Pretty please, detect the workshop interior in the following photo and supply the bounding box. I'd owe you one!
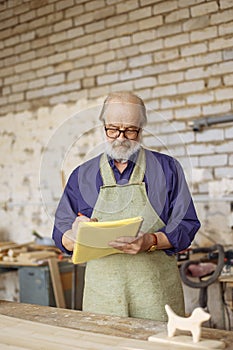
[0,0,233,349]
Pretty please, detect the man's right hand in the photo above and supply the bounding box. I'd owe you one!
[62,215,97,252]
[62,229,75,252]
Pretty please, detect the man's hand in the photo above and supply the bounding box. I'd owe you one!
[62,230,75,252]
[62,215,96,252]
[108,232,154,254]
[108,231,173,254]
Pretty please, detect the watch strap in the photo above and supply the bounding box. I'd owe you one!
[147,233,158,253]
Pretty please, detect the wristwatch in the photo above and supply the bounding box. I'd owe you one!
[147,233,158,252]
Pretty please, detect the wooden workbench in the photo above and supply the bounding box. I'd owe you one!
[0,301,232,349]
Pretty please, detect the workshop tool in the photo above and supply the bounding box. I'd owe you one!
[180,244,225,309]
[32,230,55,246]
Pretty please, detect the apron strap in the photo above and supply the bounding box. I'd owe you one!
[99,148,146,186]
[100,153,116,185]
[129,148,146,184]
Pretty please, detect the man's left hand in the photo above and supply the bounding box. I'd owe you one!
[108,232,154,254]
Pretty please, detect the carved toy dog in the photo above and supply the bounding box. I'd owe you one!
[165,304,211,343]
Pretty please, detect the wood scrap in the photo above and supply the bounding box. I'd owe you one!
[2,255,16,262]
[0,240,62,264]
[28,242,61,254]
[48,257,66,308]
[0,241,33,252]
[0,241,30,261]
[0,242,19,252]
[8,247,28,257]
[17,250,57,263]
[0,241,15,248]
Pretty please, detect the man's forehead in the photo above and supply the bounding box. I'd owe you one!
[105,97,141,105]
[106,122,139,128]
[102,96,145,127]
[106,94,142,103]
[105,109,142,126]
[104,100,143,113]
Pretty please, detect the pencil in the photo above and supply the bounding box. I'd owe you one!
[78,212,98,222]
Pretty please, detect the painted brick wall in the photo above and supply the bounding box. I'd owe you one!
[0,0,233,254]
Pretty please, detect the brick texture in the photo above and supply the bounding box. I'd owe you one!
[0,0,233,258]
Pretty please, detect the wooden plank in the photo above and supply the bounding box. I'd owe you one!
[0,301,165,340]
[48,258,66,308]
[0,301,232,349]
[0,314,190,350]
[0,260,45,267]
[0,242,32,252]
[17,250,57,263]
[0,241,15,248]
[148,333,225,349]
[0,345,27,350]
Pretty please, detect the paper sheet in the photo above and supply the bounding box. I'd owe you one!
[72,216,143,264]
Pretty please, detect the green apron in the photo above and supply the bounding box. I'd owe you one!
[83,148,185,321]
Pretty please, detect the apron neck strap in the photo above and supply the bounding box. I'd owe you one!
[100,148,146,186]
[129,148,145,184]
[100,153,116,185]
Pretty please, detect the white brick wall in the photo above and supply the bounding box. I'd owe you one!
[196,129,225,142]
[0,0,233,265]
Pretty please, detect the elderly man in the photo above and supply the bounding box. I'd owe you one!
[52,92,200,321]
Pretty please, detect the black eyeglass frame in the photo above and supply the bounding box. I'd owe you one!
[104,127,141,140]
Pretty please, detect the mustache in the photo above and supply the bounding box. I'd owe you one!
[111,139,131,148]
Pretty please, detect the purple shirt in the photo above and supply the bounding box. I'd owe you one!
[52,149,200,256]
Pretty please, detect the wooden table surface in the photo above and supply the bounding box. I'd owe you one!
[0,301,232,349]
[219,275,233,283]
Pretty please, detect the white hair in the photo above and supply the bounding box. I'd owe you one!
[99,91,147,127]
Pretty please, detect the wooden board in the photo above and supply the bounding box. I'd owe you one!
[17,250,57,263]
[0,301,232,349]
[0,301,165,339]
[48,257,66,308]
[148,332,225,349]
[0,314,188,350]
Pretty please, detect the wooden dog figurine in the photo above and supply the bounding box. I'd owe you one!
[165,304,211,343]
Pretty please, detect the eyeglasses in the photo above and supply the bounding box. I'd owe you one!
[105,127,141,140]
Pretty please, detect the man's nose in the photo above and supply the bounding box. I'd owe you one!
[117,130,126,139]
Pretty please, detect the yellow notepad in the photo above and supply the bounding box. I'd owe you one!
[72,216,143,264]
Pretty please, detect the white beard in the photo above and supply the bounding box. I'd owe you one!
[105,139,141,163]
